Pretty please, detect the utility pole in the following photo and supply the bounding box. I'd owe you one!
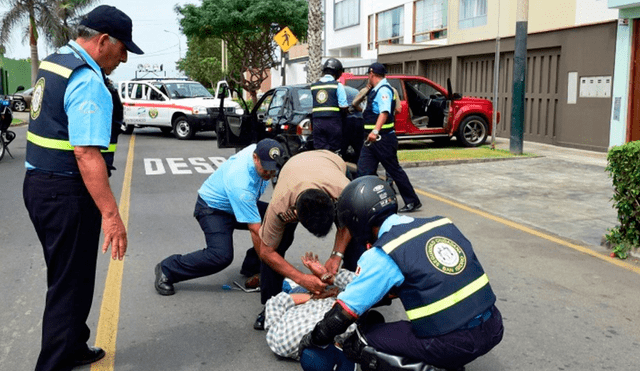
[491,0,501,149]
[510,0,528,154]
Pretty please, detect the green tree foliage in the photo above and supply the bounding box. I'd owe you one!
[178,0,308,101]
[48,0,99,48]
[176,36,241,90]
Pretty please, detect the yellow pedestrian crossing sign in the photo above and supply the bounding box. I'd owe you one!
[274,27,298,53]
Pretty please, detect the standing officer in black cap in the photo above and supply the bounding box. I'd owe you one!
[22,5,143,371]
[311,58,349,152]
[356,63,422,212]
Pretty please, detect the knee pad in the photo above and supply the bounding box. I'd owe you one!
[342,328,445,371]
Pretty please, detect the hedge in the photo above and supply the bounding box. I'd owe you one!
[605,140,640,259]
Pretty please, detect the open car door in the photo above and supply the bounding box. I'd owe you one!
[216,86,255,148]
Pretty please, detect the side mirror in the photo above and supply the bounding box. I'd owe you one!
[15,85,25,93]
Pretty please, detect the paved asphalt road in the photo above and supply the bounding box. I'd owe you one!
[1,124,639,370]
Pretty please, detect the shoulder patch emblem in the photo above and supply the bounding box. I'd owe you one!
[425,236,466,275]
[30,78,46,120]
[78,100,99,114]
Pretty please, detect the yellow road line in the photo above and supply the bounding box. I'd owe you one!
[414,188,640,275]
[92,134,135,371]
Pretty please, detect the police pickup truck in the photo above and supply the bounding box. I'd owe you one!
[118,78,242,140]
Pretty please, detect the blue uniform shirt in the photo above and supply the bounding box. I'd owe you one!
[26,40,112,170]
[343,85,362,119]
[319,74,348,108]
[368,78,393,115]
[197,144,268,224]
[337,214,413,315]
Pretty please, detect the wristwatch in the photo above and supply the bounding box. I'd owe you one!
[331,251,344,259]
[371,129,379,135]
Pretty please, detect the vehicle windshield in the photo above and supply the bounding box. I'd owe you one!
[161,83,213,99]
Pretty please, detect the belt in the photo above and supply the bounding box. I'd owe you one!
[460,308,493,330]
[26,168,81,179]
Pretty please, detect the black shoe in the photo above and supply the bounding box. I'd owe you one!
[73,346,105,367]
[398,202,422,213]
[254,308,266,330]
[154,263,175,296]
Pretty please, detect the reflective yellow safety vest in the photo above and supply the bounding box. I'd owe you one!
[311,80,341,119]
[379,216,496,337]
[26,51,119,174]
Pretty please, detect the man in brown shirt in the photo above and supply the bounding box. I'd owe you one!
[254,150,356,330]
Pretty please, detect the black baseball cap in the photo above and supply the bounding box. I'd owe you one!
[368,62,387,76]
[254,139,284,171]
[80,5,144,55]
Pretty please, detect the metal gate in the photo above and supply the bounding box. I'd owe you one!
[458,48,561,144]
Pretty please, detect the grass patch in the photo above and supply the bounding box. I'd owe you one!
[398,145,534,162]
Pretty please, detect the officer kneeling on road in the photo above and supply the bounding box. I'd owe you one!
[299,176,504,371]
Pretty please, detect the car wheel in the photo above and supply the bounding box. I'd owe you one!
[13,100,26,112]
[160,127,172,135]
[173,116,195,140]
[120,123,135,134]
[457,115,488,147]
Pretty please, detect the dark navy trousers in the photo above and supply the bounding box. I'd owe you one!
[356,131,420,206]
[24,171,102,371]
[161,197,298,305]
[162,197,269,283]
[363,305,504,369]
[313,117,343,152]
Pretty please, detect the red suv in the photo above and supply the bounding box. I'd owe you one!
[339,73,499,147]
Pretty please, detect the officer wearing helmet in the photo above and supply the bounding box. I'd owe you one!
[299,176,504,371]
[311,58,349,152]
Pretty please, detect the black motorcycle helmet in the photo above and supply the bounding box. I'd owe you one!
[322,58,344,80]
[336,176,398,243]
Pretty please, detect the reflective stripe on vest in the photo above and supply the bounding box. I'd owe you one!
[39,60,74,78]
[311,84,338,90]
[364,122,395,130]
[313,107,340,112]
[27,131,117,153]
[382,218,452,254]
[405,273,490,321]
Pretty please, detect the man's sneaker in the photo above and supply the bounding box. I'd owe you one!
[254,308,266,330]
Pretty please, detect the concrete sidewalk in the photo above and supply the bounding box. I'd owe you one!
[403,137,617,253]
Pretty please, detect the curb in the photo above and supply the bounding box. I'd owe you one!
[400,154,542,168]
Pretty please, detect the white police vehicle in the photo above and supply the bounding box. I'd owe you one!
[118,78,242,140]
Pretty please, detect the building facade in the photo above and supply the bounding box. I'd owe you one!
[608,0,640,145]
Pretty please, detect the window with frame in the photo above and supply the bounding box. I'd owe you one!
[268,89,288,116]
[368,14,375,50]
[414,0,448,42]
[459,0,487,29]
[334,0,360,30]
[377,6,404,46]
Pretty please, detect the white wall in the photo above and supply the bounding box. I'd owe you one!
[576,0,619,24]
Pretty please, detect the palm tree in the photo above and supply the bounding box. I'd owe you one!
[306,0,322,83]
[0,0,97,87]
[48,0,98,48]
